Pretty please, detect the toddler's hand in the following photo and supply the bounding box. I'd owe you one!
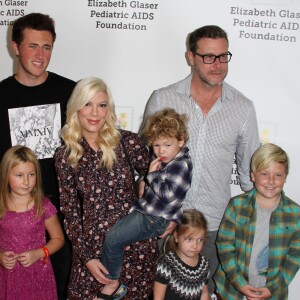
[148,157,161,173]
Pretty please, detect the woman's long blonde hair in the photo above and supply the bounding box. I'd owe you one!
[0,145,44,219]
[60,77,121,169]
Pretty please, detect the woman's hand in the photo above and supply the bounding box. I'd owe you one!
[16,249,42,267]
[0,251,17,269]
[159,221,177,238]
[85,259,115,285]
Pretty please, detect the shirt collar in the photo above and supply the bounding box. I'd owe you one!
[80,137,98,153]
[179,73,234,104]
[247,189,291,213]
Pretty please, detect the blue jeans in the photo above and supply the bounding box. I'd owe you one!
[101,210,169,279]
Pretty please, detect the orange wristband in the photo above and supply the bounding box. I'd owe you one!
[41,247,49,264]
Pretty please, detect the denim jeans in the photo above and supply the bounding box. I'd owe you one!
[101,210,169,279]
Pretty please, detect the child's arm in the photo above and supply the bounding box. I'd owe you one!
[153,281,167,300]
[266,219,300,294]
[43,214,65,255]
[200,284,209,300]
[138,180,146,198]
[216,197,250,290]
[16,214,64,267]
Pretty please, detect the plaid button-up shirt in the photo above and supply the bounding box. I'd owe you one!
[214,189,300,299]
[133,147,192,223]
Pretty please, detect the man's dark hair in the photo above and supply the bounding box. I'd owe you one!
[187,25,228,53]
[12,13,56,45]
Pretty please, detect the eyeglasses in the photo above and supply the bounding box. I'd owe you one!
[193,51,232,64]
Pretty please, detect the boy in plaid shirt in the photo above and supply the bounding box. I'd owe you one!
[214,143,300,300]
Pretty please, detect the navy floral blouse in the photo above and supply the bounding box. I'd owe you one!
[55,130,158,299]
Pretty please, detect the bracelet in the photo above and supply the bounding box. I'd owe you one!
[41,247,49,264]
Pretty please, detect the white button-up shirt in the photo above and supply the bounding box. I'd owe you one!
[142,74,260,230]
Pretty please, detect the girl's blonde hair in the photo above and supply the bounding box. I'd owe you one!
[60,77,121,169]
[163,209,207,255]
[0,145,44,218]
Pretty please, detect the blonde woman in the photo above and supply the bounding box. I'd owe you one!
[54,77,159,300]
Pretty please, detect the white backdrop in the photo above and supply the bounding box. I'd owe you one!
[1,0,300,297]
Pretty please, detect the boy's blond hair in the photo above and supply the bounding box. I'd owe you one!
[251,143,289,175]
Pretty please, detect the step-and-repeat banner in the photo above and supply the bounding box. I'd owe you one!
[1,0,300,296]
